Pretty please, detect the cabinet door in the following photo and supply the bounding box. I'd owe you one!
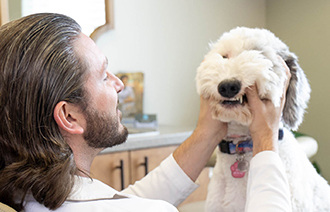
[90,151,130,191]
[129,145,178,183]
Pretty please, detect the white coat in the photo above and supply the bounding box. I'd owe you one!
[24,152,291,212]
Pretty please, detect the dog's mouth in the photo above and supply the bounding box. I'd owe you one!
[219,94,248,106]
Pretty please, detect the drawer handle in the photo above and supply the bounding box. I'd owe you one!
[115,160,125,190]
[139,156,149,176]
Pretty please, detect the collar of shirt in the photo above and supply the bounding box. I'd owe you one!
[66,176,129,202]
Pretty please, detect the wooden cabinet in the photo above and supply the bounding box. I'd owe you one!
[90,145,210,206]
[90,151,130,191]
[129,146,178,183]
[90,145,177,191]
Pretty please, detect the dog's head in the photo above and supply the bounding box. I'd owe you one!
[196,27,310,130]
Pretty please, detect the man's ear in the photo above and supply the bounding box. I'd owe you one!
[54,101,85,135]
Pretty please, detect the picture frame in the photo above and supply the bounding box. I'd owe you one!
[116,72,144,121]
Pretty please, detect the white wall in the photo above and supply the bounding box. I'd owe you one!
[96,0,266,127]
[266,0,330,182]
[8,0,22,21]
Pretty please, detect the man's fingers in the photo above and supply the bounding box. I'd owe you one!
[245,84,262,108]
[278,56,292,110]
[278,56,291,91]
[245,85,257,99]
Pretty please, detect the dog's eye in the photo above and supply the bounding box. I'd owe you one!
[222,55,228,59]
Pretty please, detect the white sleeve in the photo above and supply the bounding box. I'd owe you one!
[122,154,199,206]
[245,151,292,212]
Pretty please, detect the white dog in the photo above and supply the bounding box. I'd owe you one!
[196,27,330,212]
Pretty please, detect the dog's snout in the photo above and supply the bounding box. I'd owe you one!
[218,79,241,98]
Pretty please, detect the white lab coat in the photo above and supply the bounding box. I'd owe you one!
[24,154,197,212]
[24,152,291,212]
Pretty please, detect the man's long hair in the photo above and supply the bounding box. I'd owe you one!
[0,13,87,211]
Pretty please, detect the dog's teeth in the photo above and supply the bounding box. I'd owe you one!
[239,96,243,104]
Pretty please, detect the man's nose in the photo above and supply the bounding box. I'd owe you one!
[112,74,124,93]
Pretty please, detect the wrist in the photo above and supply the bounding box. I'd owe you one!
[194,124,226,145]
[251,128,278,156]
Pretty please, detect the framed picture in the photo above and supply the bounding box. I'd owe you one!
[116,72,144,120]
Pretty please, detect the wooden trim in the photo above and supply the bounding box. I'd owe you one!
[90,0,114,41]
[0,0,112,38]
[105,0,114,28]
[0,0,9,26]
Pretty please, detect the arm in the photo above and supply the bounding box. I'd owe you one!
[245,57,292,211]
[123,97,227,204]
[122,154,198,206]
[173,96,227,182]
[245,151,292,212]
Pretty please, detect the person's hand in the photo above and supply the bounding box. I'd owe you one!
[246,57,291,156]
[173,96,227,181]
[195,96,228,142]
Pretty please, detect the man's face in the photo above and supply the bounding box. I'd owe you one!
[83,104,128,148]
[75,33,128,148]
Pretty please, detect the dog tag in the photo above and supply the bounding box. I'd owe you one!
[234,140,249,172]
[237,160,249,172]
[230,140,250,178]
[231,161,245,178]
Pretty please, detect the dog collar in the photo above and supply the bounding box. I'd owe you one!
[219,129,284,154]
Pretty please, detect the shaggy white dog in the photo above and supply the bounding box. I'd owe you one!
[196,27,330,212]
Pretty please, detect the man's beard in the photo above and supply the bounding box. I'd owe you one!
[83,106,128,149]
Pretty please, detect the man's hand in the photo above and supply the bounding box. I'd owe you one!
[246,57,291,156]
[173,95,227,181]
[195,96,228,142]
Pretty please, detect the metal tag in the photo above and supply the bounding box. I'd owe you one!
[237,160,249,172]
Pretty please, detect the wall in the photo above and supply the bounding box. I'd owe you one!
[96,0,266,127]
[8,0,21,21]
[266,0,330,181]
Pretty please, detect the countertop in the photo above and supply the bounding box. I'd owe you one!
[99,125,195,154]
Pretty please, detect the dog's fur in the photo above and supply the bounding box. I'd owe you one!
[196,27,330,211]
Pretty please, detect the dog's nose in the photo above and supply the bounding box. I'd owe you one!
[218,79,241,98]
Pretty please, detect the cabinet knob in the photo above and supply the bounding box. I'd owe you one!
[115,159,125,190]
[139,156,149,176]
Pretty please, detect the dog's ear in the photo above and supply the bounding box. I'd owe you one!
[280,53,311,131]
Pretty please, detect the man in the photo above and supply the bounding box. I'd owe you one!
[0,13,291,211]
